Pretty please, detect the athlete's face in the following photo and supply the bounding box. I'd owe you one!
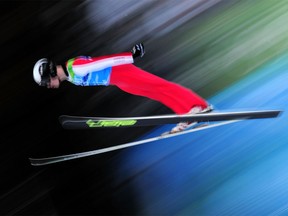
[47,76,60,89]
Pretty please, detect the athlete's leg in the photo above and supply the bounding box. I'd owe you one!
[110,64,208,114]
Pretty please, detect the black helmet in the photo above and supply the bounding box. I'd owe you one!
[33,58,57,86]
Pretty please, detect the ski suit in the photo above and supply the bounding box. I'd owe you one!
[64,52,208,114]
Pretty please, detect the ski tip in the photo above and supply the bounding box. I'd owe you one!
[58,115,67,123]
[58,115,89,130]
[58,115,67,129]
[58,115,74,129]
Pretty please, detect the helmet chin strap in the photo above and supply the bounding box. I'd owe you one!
[48,60,57,77]
[61,64,69,76]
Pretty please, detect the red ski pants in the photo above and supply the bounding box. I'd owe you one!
[110,64,208,114]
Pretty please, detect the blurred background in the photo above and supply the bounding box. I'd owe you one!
[1,0,288,215]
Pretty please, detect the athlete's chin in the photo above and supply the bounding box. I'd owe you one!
[48,85,59,89]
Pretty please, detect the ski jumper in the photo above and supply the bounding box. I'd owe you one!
[65,52,208,114]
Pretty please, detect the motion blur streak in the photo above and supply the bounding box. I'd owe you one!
[115,54,288,215]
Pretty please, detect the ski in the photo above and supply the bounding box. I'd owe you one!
[59,109,281,129]
[29,120,240,166]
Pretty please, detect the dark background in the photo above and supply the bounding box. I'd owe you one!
[0,1,226,215]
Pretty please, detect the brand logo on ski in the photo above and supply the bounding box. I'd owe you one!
[86,119,137,127]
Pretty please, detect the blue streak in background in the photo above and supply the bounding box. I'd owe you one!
[112,54,288,215]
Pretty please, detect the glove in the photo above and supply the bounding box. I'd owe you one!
[131,43,145,59]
